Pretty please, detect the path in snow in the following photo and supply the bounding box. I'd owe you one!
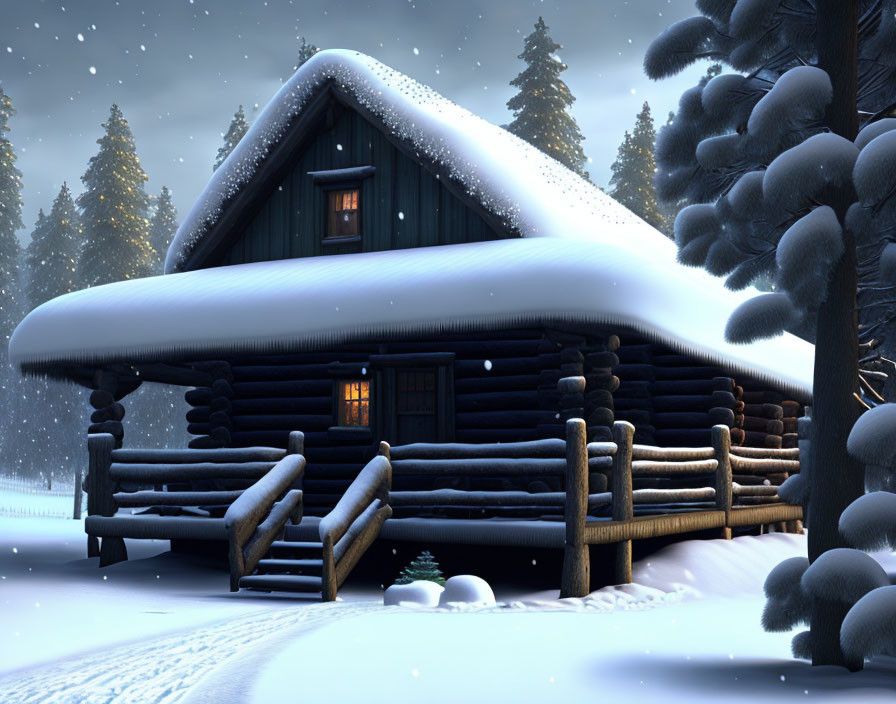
[0,601,385,704]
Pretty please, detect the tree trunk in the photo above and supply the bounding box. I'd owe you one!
[808,0,863,669]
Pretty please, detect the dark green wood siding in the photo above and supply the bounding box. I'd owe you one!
[221,107,505,266]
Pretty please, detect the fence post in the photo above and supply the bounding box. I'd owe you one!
[287,431,305,496]
[73,468,83,520]
[712,425,733,539]
[561,418,589,598]
[377,442,392,505]
[612,421,635,584]
[86,433,127,566]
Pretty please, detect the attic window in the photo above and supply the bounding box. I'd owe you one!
[327,188,360,239]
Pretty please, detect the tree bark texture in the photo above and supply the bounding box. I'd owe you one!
[808,0,863,669]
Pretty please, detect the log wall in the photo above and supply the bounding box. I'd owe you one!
[613,334,806,449]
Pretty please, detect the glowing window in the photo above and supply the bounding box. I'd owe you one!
[327,188,360,238]
[339,379,370,427]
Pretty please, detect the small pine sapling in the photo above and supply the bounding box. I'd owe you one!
[394,550,446,586]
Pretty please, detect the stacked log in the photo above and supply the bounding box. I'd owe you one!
[89,389,125,449]
[186,362,234,449]
[733,383,804,449]
[613,337,736,447]
[208,328,568,515]
[582,334,619,443]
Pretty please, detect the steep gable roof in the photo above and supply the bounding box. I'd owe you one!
[166,49,657,273]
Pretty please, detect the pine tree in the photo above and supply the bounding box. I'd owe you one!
[293,37,320,72]
[0,86,25,475]
[18,189,85,482]
[77,104,154,288]
[609,102,668,235]
[214,106,249,172]
[25,183,80,307]
[394,550,446,586]
[507,17,589,178]
[148,185,178,273]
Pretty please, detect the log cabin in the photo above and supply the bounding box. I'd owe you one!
[8,50,814,597]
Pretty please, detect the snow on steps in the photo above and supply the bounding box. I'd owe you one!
[239,540,327,594]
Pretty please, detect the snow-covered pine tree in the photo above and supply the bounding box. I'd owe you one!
[294,36,320,72]
[608,103,669,235]
[506,17,589,179]
[19,191,85,481]
[77,104,154,288]
[213,106,249,172]
[0,85,25,475]
[148,185,177,273]
[645,0,896,669]
[395,550,446,586]
[25,183,80,307]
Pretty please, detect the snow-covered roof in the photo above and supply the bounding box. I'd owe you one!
[9,49,814,397]
[165,49,667,273]
[10,237,814,399]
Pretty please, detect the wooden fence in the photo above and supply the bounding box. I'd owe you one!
[561,418,802,598]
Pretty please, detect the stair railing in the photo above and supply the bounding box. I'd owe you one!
[225,432,306,591]
[319,442,393,601]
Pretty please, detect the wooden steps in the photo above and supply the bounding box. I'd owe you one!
[238,574,323,593]
[238,541,327,593]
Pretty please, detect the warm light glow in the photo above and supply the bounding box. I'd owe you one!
[340,379,370,426]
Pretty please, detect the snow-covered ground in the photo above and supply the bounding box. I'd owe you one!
[2,484,896,703]
[0,476,85,519]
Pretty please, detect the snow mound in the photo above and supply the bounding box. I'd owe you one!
[383,580,444,607]
[438,575,496,608]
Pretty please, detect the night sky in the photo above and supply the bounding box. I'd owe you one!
[0,0,711,244]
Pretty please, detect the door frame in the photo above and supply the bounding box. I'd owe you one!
[368,352,455,445]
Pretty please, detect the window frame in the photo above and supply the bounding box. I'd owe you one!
[336,378,372,428]
[323,183,361,241]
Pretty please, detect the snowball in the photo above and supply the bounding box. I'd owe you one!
[644,16,720,80]
[847,403,896,467]
[438,575,496,607]
[762,556,810,632]
[747,66,832,150]
[725,292,798,344]
[775,205,843,306]
[854,129,896,210]
[763,133,859,214]
[801,548,889,605]
[384,580,444,607]
[855,118,896,151]
[839,492,896,551]
[841,586,896,662]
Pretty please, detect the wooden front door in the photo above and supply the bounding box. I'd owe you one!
[395,368,438,444]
